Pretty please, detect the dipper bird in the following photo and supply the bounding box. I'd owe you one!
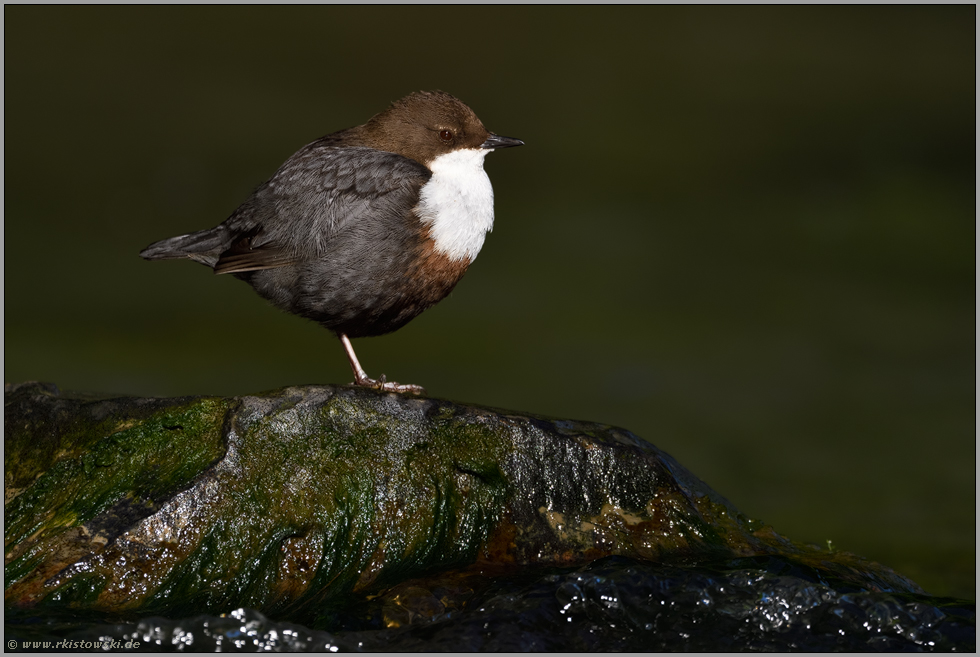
[140,91,522,394]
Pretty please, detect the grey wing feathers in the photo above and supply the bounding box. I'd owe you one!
[212,145,430,274]
[141,143,430,274]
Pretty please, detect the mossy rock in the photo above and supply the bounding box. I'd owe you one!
[4,381,920,624]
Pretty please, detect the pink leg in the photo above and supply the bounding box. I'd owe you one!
[338,333,426,394]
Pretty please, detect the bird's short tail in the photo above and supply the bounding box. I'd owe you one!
[139,228,230,267]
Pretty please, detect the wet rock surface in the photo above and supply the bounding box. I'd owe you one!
[4,382,974,651]
[7,555,975,652]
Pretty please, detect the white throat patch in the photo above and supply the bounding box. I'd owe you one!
[416,148,494,263]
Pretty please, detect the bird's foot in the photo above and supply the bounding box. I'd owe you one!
[352,373,426,395]
[338,334,425,394]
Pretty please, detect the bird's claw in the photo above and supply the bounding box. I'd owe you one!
[350,374,425,395]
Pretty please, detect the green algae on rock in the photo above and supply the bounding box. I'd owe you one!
[4,382,922,623]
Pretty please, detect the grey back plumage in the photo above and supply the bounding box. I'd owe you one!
[140,139,431,274]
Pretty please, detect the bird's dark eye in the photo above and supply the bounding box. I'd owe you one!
[439,129,454,142]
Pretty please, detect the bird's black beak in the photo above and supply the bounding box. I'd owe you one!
[481,134,524,150]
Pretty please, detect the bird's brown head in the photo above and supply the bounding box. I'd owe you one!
[360,91,522,167]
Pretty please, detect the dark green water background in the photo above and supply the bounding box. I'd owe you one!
[4,7,975,600]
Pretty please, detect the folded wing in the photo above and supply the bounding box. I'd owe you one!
[140,142,431,275]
